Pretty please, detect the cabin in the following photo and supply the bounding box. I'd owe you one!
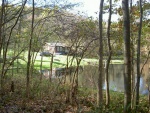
[43,42,71,55]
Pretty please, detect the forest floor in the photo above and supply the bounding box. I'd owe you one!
[0,85,149,113]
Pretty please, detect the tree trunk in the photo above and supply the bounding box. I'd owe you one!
[40,56,43,82]
[97,0,104,107]
[0,0,5,96]
[136,0,143,111]
[49,54,53,82]
[122,0,132,112]
[130,0,135,109]
[0,0,4,57]
[26,0,34,97]
[105,0,112,107]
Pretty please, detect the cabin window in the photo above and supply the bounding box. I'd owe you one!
[56,46,64,52]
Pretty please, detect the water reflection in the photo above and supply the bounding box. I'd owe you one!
[79,63,150,95]
[40,63,150,95]
[40,66,83,79]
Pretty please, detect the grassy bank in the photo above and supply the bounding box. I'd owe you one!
[13,52,124,70]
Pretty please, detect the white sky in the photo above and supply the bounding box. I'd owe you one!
[72,0,100,18]
[71,0,120,21]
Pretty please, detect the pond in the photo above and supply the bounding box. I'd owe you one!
[40,62,150,95]
[79,64,150,95]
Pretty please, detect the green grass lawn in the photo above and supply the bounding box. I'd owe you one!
[13,52,124,70]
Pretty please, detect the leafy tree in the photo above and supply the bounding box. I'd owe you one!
[0,0,27,96]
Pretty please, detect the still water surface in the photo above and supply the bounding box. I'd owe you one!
[79,64,150,95]
[41,63,150,95]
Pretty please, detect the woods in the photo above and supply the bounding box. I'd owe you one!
[0,0,150,112]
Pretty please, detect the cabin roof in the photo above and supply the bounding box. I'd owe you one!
[45,42,66,47]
